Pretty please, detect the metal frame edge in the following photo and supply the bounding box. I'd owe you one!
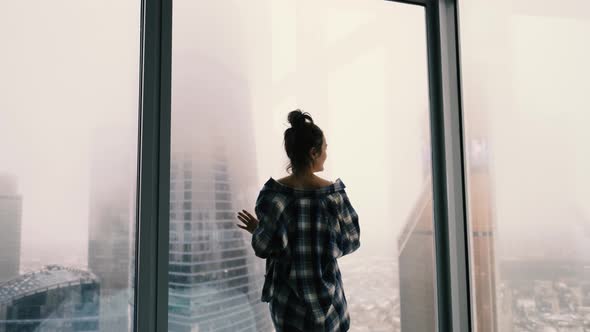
[425,0,472,331]
[135,0,172,331]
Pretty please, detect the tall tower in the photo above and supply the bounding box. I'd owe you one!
[0,174,22,283]
[88,126,136,332]
[397,177,436,331]
[167,55,272,331]
[465,135,498,332]
[397,113,437,331]
[167,145,261,331]
[398,116,498,331]
[167,0,275,329]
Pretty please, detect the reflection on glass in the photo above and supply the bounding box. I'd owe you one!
[0,1,140,331]
[169,0,434,331]
[459,0,590,331]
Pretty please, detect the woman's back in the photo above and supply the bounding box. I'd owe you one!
[251,177,361,332]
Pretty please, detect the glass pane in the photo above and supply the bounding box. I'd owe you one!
[169,1,434,331]
[0,2,141,331]
[459,0,590,331]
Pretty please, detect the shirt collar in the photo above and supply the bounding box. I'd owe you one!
[261,177,346,196]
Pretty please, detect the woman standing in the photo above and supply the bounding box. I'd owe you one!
[237,110,361,332]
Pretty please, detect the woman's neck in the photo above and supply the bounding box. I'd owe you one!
[291,170,314,179]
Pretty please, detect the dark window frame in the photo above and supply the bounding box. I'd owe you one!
[134,0,472,331]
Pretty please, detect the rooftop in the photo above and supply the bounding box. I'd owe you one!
[0,265,97,305]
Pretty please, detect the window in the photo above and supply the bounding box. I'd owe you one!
[459,0,590,330]
[215,192,230,201]
[168,1,435,331]
[215,202,232,210]
[11,0,574,330]
[215,183,230,191]
[0,1,140,330]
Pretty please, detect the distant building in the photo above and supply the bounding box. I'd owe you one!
[167,50,272,331]
[167,145,270,332]
[397,178,436,332]
[467,136,498,332]
[0,175,22,283]
[398,125,498,330]
[0,265,99,332]
[88,126,136,332]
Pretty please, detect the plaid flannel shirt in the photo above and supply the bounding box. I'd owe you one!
[251,177,360,332]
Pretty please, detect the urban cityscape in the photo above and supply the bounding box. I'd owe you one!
[3,150,590,331]
[2,1,590,332]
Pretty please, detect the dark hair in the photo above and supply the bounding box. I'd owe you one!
[284,109,324,175]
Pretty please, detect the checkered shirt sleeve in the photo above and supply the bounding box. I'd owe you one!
[329,190,361,258]
[251,192,289,259]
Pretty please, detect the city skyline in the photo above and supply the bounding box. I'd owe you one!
[2,0,590,331]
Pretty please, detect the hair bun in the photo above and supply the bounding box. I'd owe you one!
[288,109,313,129]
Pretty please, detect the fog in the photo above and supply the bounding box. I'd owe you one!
[1,0,431,268]
[1,0,590,330]
[459,0,590,260]
[1,0,588,274]
[0,1,140,269]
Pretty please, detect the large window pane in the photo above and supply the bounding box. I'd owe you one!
[459,0,590,331]
[169,1,435,331]
[0,2,140,331]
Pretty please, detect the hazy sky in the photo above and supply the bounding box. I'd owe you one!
[1,0,589,273]
[0,1,140,267]
[459,1,590,260]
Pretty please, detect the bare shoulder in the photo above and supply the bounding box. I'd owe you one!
[276,176,290,185]
[314,176,334,186]
[277,175,333,188]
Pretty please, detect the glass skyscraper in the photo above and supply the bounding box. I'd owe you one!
[88,127,137,332]
[0,175,22,284]
[168,49,273,329]
[167,144,272,332]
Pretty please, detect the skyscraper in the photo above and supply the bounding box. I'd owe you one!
[167,44,272,330]
[466,136,498,332]
[88,126,136,332]
[167,146,265,332]
[398,131,498,331]
[0,175,22,283]
[397,178,436,331]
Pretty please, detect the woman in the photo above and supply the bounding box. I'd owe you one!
[236,110,361,332]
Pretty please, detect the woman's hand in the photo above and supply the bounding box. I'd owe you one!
[236,209,259,234]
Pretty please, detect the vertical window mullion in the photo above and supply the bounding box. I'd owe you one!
[135,0,172,331]
[425,0,472,331]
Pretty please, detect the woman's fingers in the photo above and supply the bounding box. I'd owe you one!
[237,211,256,223]
[242,209,256,221]
[237,212,256,229]
[237,210,258,234]
[237,214,250,225]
